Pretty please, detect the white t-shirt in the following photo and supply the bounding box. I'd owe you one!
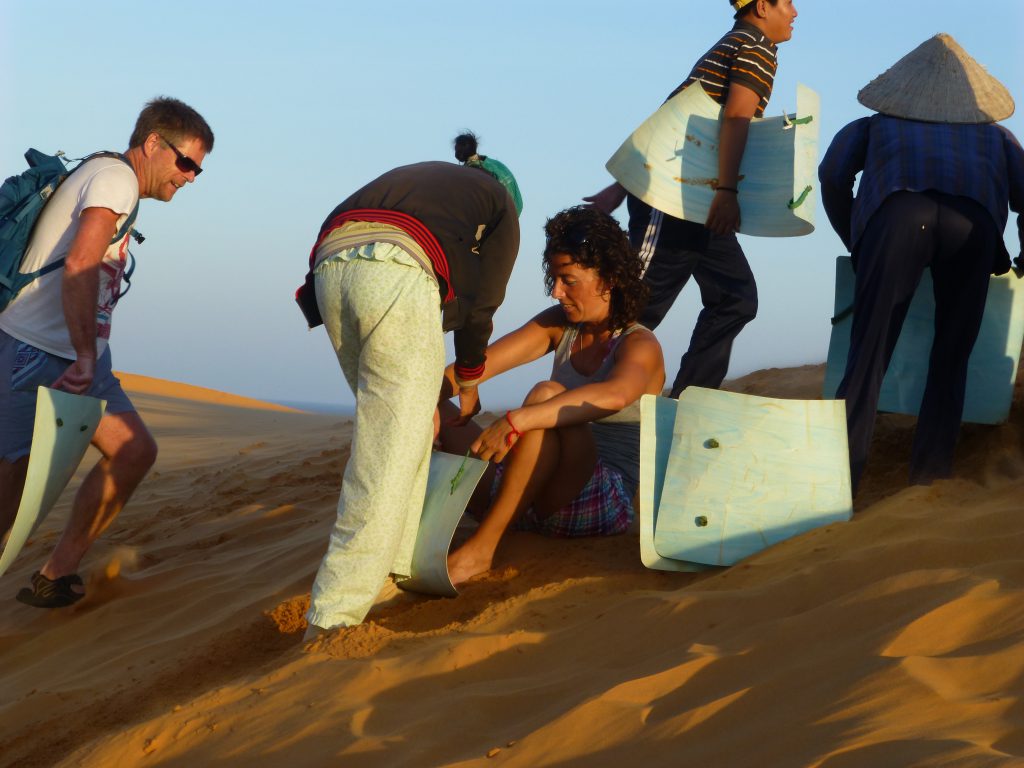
[0,156,139,359]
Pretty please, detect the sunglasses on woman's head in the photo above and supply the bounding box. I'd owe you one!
[158,134,203,176]
[566,224,589,249]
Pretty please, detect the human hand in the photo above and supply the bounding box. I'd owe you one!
[471,414,519,463]
[448,384,481,427]
[583,183,627,215]
[52,356,95,394]
[705,189,741,235]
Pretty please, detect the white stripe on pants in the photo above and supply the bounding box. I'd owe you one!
[637,208,663,277]
[307,249,444,630]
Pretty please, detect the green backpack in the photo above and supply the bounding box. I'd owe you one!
[0,149,142,313]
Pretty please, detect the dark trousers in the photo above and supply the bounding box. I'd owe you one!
[628,195,758,397]
[837,191,999,491]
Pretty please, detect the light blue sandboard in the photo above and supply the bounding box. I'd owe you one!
[607,82,819,238]
[398,450,489,597]
[639,394,708,572]
[824,256,1024,425]
[649,388,851,567]
[0,388,105,578]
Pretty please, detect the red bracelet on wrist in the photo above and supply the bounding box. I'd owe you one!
[504,411,523,447]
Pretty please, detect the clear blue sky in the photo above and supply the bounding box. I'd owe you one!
[2,1,1022,410]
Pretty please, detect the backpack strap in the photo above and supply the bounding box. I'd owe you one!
[33,152,141,276]
[76,151,140,245]
[113,203,139,245]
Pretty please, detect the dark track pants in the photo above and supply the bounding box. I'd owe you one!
[628,195,758,397]
[837,191,1000,491]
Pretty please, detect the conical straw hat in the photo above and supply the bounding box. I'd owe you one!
[858,33,1014,124]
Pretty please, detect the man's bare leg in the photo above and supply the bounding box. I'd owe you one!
[39,410,156,582]
[0,457,29,545]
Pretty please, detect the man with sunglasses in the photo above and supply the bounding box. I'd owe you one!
[0,97,214,608]
[586,0,798,398]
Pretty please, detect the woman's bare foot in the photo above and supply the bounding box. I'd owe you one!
[447,538,496,586]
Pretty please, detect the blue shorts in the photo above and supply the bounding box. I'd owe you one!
[0,331,135,462]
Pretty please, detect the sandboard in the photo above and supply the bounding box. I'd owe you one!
[607,82,820,237]
[823,255,1024,424]
[639,394,708,572]
[0,387,105,578]
[641,389,851,569]
[397,450,489,597]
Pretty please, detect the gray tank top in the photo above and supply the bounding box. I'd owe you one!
[550,324,645,494]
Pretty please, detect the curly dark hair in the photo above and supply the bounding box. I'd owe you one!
[542,206,648,332]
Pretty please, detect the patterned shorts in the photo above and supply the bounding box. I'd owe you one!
[490,458,635,538]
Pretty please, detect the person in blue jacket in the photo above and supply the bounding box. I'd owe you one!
[819,34,1024,492]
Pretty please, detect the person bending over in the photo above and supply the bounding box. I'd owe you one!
[297,161,520,636]
[438,206,665,585]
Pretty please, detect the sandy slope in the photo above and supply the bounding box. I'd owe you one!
[1,367,1023,767]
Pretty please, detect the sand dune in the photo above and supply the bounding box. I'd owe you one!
[1,366,1023,767]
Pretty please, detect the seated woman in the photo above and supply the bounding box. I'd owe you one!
[437,206,665,585]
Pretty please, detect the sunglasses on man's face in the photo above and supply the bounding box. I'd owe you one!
[158,134,203,176]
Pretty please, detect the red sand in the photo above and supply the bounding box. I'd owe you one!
[1,365,1022,767]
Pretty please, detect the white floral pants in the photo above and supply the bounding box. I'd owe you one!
[307,244,443,630]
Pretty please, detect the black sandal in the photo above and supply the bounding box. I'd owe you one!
[15,571,85,608]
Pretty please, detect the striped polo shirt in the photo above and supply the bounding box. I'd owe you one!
[668,21,778,117]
